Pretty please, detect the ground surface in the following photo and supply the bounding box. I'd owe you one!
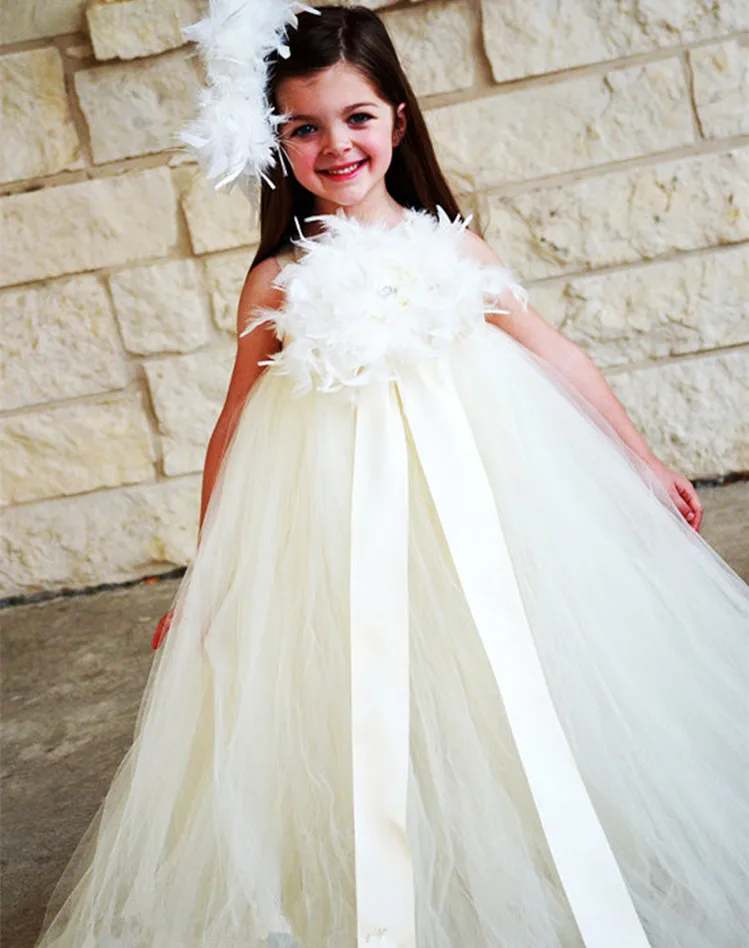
[2,480,748,947]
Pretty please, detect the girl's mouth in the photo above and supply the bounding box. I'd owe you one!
[319,158,368,181]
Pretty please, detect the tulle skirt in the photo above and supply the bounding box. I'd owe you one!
[35,323,749,948]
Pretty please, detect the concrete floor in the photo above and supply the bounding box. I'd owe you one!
[1,579,178,948]
[2,479,748,948]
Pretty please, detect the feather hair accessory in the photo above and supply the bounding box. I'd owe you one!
[181,0,321,193]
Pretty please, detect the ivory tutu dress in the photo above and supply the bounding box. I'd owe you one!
[36,207,749,948]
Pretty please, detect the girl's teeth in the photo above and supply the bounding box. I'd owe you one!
[326,161,362,175]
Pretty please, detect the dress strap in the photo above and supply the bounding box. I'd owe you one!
[275,248,296,271]
[275,238,304,272]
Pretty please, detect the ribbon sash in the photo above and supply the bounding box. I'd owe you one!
[350,381,416,946]
[349,360,652,947]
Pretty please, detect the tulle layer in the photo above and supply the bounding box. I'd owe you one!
[36,324,749,948]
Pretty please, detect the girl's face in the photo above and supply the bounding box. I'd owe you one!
[276,61,407,221]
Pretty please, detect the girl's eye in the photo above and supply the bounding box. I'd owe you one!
[291,123,315,138]
[290,112,374,138]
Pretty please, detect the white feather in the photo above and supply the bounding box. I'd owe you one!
[242,207,528,396]
[181,0,321,190]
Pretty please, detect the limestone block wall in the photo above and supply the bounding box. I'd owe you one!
[1,0,748,598]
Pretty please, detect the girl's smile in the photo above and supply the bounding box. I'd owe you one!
[318,157,369,179]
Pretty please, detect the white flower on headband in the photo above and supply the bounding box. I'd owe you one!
[181,0,320,193]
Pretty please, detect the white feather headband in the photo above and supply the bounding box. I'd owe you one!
[181,0,321,193]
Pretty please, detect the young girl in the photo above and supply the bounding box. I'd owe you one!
[36,5,748,948]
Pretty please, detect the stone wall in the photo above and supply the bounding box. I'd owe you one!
[1,0,748,598]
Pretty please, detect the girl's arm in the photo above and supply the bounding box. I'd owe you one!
[199,256,284,530]
[462,230,703,530]
[152,257,284,650]
[490,299,660,464]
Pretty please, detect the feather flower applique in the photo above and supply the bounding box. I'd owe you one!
[242,205,528,395]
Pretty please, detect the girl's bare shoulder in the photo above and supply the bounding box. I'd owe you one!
[457,227,506,268]
[240,242,297,300]
[236,252,290,337]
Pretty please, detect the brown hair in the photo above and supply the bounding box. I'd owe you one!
[251,4,462,268]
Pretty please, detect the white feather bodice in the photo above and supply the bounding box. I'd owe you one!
[243,206,528,395]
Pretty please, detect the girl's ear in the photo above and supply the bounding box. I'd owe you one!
[393,102,407,147]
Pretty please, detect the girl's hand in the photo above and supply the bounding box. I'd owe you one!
[151,609,174,650]
[648,460,703,532]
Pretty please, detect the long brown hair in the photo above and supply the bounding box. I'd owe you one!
[251,4,462,268]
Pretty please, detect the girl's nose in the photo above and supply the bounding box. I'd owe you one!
[322,124,353,155]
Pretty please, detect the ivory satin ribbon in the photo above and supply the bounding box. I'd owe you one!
[349,357,652,948]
